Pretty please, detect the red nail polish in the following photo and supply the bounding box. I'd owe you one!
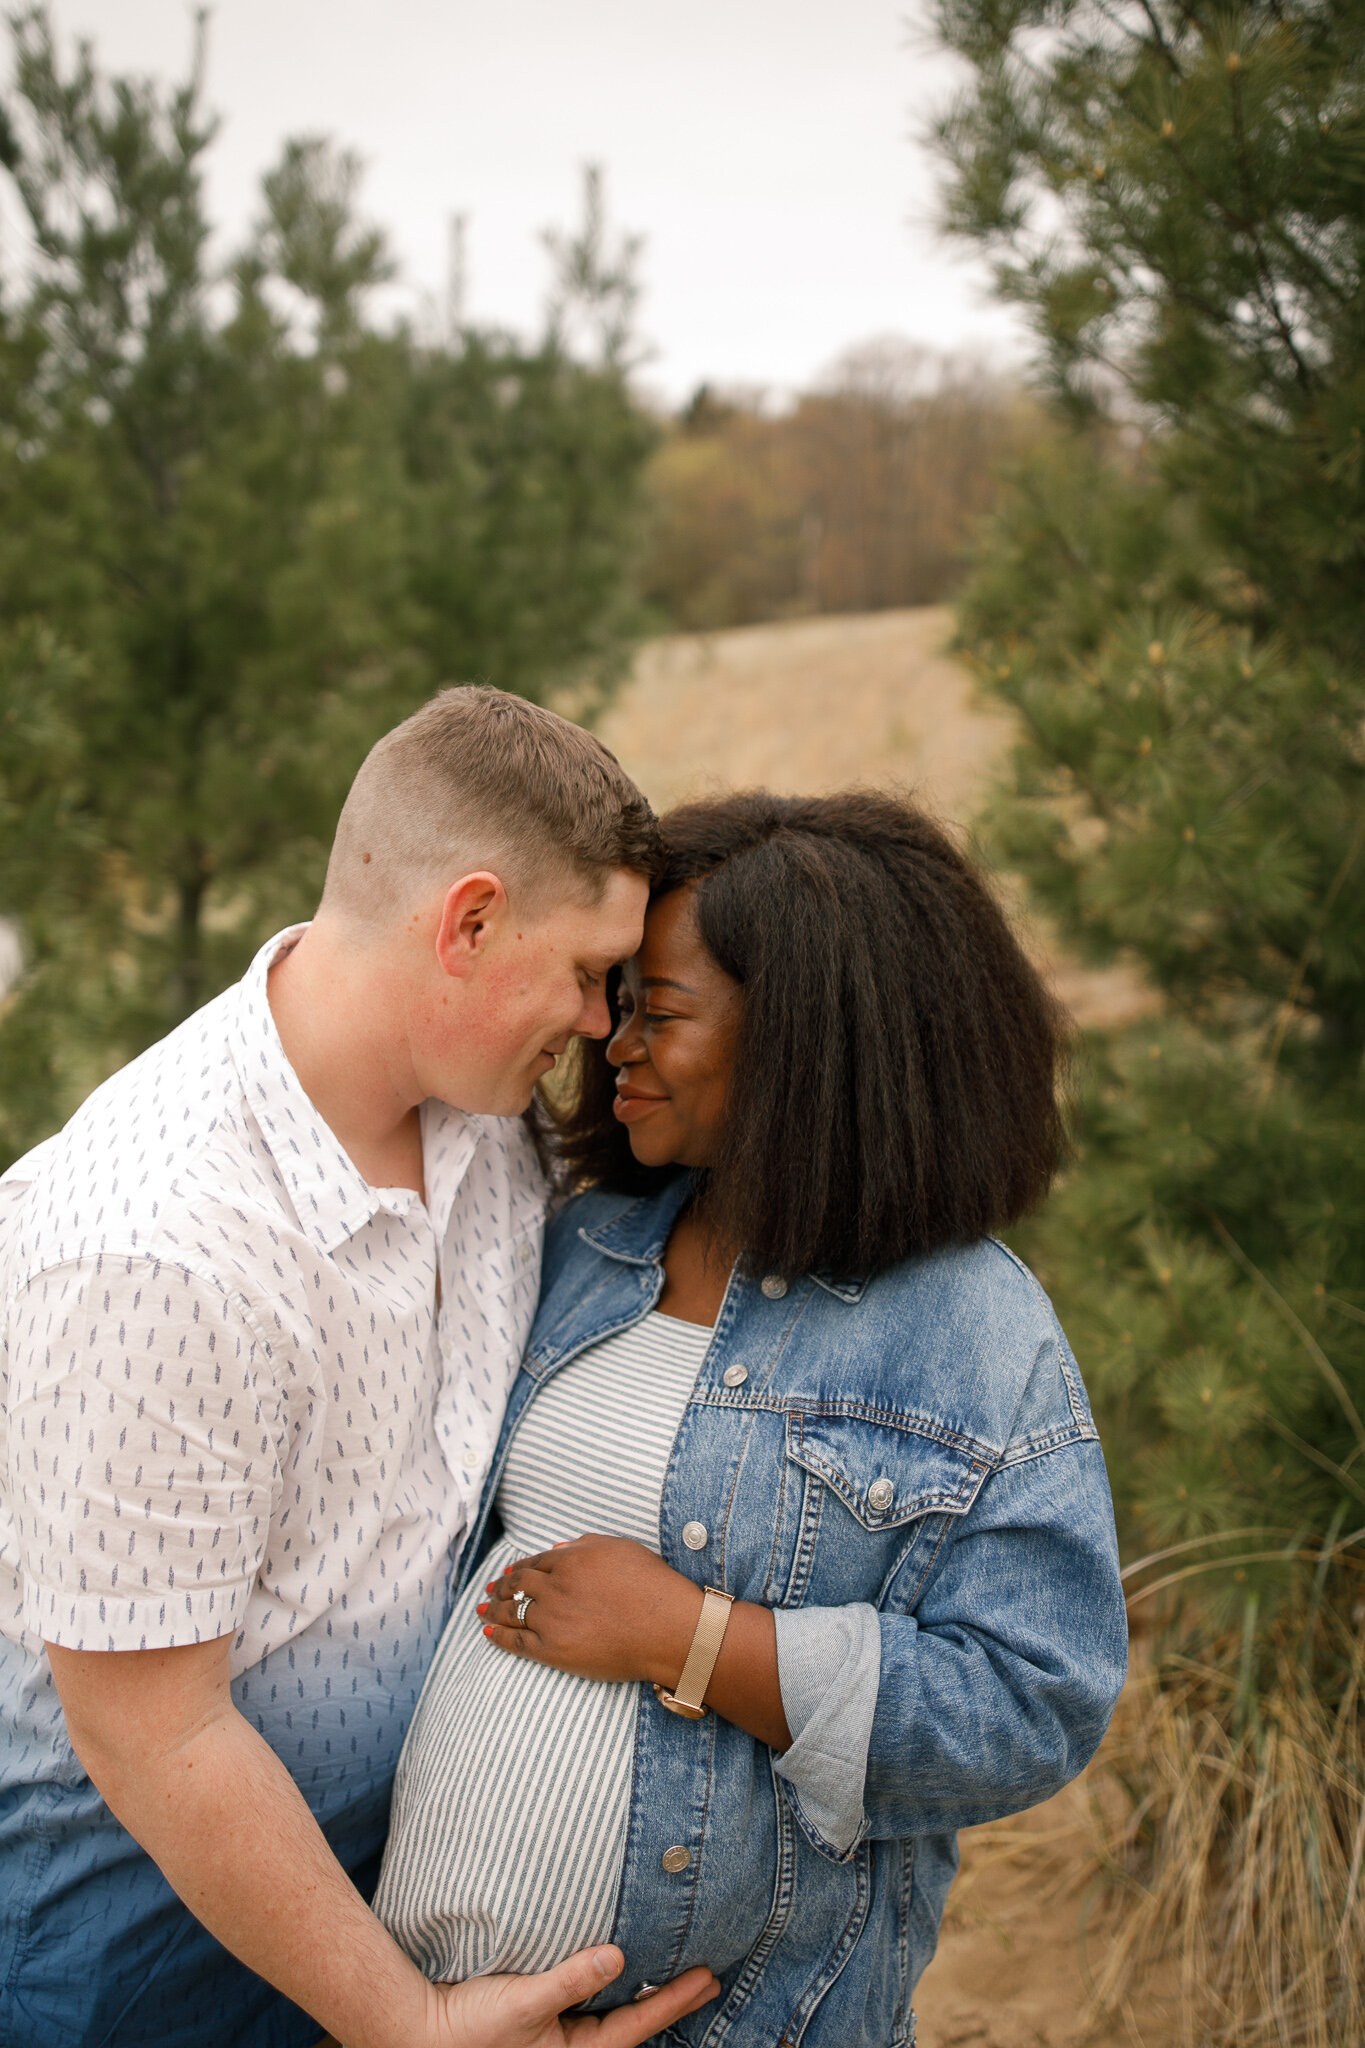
[476,1602,489,1615]
[483,1624,495,1637]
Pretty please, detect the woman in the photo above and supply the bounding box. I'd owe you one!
[375,791,1128,2046]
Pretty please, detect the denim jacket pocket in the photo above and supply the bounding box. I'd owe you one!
[781,1409,992,1607]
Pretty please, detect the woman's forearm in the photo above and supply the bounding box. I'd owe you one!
[646,1593,792,1751]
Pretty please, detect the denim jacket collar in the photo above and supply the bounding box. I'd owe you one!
[576,1171,870,1302]
[575,1171,693,1265]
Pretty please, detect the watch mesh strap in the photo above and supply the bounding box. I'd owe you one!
[657,1587,734,1716]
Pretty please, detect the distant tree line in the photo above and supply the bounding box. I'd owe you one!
[640,340,1042,631]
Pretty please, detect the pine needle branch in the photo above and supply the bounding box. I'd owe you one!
[1206,1213,1365,1452]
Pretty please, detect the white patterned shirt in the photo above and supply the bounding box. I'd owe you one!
[0,927,546,1806]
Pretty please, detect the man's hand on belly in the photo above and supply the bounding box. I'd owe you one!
[428,1952,719,2048]
[46,1636,717,2048]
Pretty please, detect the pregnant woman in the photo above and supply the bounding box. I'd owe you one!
[375,790,1128,2046]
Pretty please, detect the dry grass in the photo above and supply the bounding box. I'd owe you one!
[598,607,1012,820]
[917,1622,1365,2048]
[1076,1625,1365,2048]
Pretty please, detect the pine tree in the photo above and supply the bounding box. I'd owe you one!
[0,10,654,1168]
[930,0,1365,1631]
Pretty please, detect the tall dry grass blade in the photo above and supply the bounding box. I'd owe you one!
[1120,1530,1295,1581]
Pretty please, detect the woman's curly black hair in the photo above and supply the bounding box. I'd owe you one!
[552,789,1069,1281]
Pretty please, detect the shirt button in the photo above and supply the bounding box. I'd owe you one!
[760,1275,788,1299]
[461,1447,482,1471]
[661,1845,691,1873]
[868,1477,895,1513]
[682,1521,708,1550]
[722,1364,748,1388]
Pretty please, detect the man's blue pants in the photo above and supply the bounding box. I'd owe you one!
[0,1774,389,2047]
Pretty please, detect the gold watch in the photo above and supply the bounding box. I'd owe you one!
[654,1586,735,1719]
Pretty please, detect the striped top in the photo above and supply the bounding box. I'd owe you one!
[373,1310,715,1981]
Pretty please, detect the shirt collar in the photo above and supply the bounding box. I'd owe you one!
[229,924,476,1258]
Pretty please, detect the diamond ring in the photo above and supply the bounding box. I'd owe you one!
[513,1589,534,1627]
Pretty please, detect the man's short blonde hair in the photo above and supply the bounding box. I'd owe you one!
[321,686,661,927]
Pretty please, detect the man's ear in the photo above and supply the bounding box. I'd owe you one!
[434,873,508,980]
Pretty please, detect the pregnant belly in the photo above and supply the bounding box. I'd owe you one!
[374,1535,640,1981]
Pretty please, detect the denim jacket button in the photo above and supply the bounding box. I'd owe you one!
[868,1478,895,1513]
[760,1275,788,1299]
[682,1521,708,1550]
[633,1983,662,2001]
[722,1363,748,1387]
[662,1845,691,1872]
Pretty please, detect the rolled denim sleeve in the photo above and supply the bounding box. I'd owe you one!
[772,1603,881,1857]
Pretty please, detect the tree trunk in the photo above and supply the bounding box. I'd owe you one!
[170,858,207,1022]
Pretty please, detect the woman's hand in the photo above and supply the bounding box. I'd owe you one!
[478,1536,701,1689]
[478,1536,792,1750]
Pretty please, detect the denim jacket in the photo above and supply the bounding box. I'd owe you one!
[459,1177,1127,2047]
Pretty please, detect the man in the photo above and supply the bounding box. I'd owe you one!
[0,688,718,2048]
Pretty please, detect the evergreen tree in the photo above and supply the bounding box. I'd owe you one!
[0,10,654,1168]
[928,5,1365,2020]
[931,0,1365,1634]
[934,0,1365,665]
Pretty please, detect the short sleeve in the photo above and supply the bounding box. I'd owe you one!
[6,1256,282,1651]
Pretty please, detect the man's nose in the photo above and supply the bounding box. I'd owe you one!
[578,985,615,1040]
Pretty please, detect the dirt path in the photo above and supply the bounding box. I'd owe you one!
[913,1788,1133,2048]
[600,608,1154,1033]
[601,607,1012,823]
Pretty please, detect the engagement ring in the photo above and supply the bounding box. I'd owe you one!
[513,1589,534,1627]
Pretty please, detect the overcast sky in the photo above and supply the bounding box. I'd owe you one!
[24,1,1026,403]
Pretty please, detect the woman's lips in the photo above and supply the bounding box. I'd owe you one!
[613,1086,669,1124]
